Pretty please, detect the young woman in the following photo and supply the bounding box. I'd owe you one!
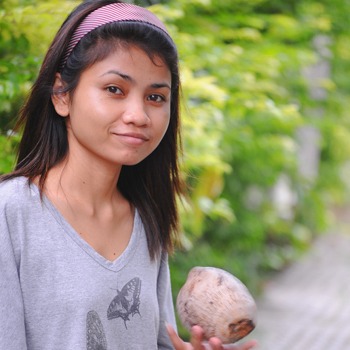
[0,1,257,349]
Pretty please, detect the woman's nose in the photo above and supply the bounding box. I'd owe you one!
[121,98,150,126]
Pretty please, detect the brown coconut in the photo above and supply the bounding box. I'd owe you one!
[176,266,257,344]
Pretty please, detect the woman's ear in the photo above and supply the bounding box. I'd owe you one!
[51,73,70,117]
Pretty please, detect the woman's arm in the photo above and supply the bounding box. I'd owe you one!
[0,213,27,349]
[157,253,178,349]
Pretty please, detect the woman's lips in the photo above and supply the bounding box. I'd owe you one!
[112,132,150,145]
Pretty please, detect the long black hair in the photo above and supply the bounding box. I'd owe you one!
[1,0,184,260]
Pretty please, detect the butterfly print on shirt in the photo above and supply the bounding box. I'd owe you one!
[107,277,142,329]
[86,310,108,350]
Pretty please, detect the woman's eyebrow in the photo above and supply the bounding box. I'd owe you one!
[100,70,171,90]
[151,83,171,90]
[100,69,131,81]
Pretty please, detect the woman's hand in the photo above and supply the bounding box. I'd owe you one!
[166,324,258,350]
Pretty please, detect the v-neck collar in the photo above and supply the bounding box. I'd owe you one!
[28,179,141,272]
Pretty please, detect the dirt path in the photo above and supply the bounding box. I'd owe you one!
[245,218,350,349]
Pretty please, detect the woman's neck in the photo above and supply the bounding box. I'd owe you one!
[44,154,123,215]
[41,155,134,262]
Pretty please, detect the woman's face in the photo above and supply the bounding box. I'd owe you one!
[54,45,172,169]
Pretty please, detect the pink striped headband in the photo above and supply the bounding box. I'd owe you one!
[61,2,171,68]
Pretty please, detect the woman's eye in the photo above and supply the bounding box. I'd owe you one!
[107,86,122,95]
[148,94,165,103]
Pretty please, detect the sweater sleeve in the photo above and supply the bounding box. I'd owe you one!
[157,252,177,350]
[0,204,27,349]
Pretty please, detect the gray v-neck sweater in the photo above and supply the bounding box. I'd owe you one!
[0,177,176,349]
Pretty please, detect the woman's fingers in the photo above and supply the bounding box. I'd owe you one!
[166,324,208,350]
[166,323,257,350]
[166,323,188,349]
[208,337,224,349]
[190,325,207,350]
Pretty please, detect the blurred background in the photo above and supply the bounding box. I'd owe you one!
[1,0,350,347]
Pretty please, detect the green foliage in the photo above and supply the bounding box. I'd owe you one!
[157,0,350,312]
[0,0,79,130]
[0,133,19,174]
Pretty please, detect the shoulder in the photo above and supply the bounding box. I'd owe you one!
[0,176,34,209]
[0,176,28,196]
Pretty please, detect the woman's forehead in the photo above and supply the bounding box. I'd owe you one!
[87,41,170,73]
[81,45,171,83]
